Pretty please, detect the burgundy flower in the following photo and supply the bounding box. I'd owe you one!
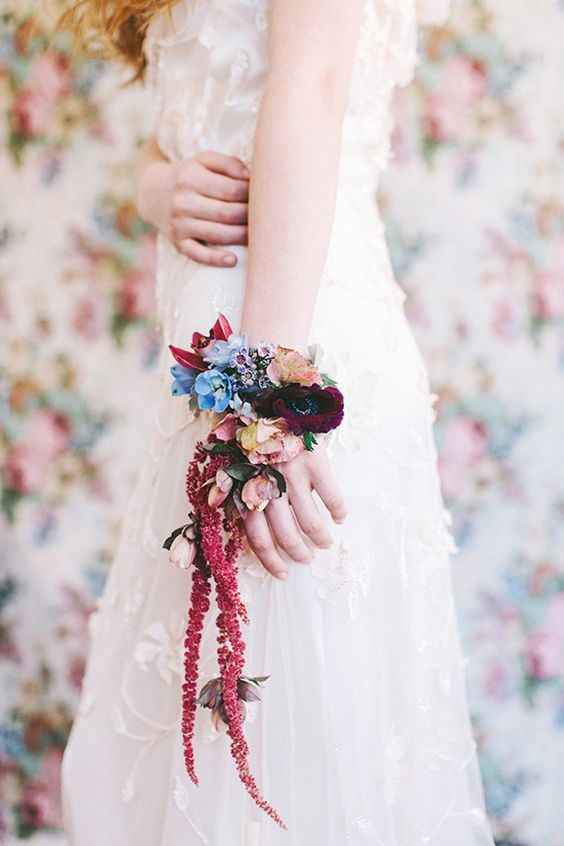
[257,384,344,435]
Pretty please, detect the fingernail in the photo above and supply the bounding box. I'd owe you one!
[242,166,250,178]
[223,255,236,266]
[277,571,288,581]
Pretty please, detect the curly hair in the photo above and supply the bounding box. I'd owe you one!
[58,1,180,79]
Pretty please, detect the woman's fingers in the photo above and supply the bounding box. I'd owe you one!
[196,150,250,181]
[175,239,237,267]
[286,466,333,550]
[265,497,312,564]
[186,162,250,203]
[244,511,288,580]
[309,451,348,524]
[173,192,248,226]
[173,217,248,247]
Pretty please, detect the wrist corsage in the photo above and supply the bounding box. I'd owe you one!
[163,314,344,828]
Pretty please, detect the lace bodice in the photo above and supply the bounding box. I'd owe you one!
[144,0,452,452]
[145,0,449,187]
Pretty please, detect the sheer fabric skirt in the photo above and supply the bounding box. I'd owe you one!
[62,226,494,846]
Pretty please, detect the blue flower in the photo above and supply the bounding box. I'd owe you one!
[171,364,197,396]
[194,369,233,413]
[203,334,247,368]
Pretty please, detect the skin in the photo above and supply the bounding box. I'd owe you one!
[136,0,363,579]
[136,138,250,267]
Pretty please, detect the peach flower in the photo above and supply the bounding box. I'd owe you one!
[237,418,304,465]
[241,473,281,512]
[266,347,320,387]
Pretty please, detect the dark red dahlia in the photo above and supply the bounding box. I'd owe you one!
[257,384,344,435]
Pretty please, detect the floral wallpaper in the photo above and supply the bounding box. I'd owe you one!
[0,0,563,843]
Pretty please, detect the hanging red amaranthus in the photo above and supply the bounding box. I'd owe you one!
[164,312,345,830]
[179,442,286,829]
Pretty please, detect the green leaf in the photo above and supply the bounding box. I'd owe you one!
[207,441,233,455]
[303,431,318,452]
[226,463,258,482]
[248,675,270,685]
[1,487,24,523]
[320,372,338,387]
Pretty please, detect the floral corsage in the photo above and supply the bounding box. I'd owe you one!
[163,314,344,828]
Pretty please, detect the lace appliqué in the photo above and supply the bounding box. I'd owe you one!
[134,614,185,684]
[311,541,371,621]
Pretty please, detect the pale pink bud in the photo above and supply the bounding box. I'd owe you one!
[208,469,233,508]
[241,473,281,512]
[169,535,196,570]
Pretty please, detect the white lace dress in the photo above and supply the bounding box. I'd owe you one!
[62,1,495,844]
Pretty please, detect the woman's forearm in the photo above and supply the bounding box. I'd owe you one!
[240,0,364,348]
[241,78,344,349]
[135,135,175,233]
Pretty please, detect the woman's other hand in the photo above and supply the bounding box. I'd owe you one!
[136,141,250,267]
[244,444,347,580]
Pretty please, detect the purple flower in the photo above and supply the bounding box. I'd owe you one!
[257,384,344,435]
[203,334,247,368]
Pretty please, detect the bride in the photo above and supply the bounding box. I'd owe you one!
[60,0,495,844]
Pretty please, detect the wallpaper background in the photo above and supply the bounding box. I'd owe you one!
[1,0,563,843]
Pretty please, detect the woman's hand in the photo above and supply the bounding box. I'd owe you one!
[244,444,347,579]
[136,144,250,268]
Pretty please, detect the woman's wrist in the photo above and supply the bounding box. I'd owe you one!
[167,313,344,515]
[136,158,175,235]
[239,310,311,353]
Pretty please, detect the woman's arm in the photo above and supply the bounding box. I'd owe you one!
[136,136,250,267]
[240,0,364,347]
[240,0,362,576]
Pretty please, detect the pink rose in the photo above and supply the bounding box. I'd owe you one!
[241,473,281,512]
[23,409,70,459]
[524,594,564,680]
[266,348,320,387]
[21,756,63,830]
[29,52,71,104]
[11,89,53,137]
[72,296,106,340]
[208,469,234,508]
[213,413,240,442]
[491,298,520,340]
[534,271,564,320]
[484,662,510,701]
[438,416,487,498]
[525,632,562,680]
[426,56,487,142]
[4,444,48,494]
[118,269,155,320]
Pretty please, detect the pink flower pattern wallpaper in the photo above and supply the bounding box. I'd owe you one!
[1,1,563,843]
